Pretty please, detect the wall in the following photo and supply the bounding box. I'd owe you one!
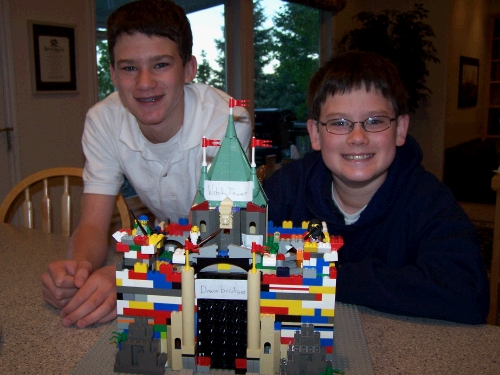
[444,0,489,149]
[334,0,489,179]
[5,0,97,177]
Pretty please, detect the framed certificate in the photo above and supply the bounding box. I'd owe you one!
[28,22,77,93]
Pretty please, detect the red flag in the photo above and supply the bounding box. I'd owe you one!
[202,138,221,147]
[252,138,272,148]
[229,98,249,108]
[251,242,269,254]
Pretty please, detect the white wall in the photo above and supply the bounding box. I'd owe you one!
[6,0,97,177]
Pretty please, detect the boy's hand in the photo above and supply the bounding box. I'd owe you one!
[59,264,117,328]
[41,259,85,309]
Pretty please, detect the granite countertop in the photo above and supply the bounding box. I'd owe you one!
[1,222,500,375]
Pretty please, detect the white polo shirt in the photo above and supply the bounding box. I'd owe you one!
[82,83,252,223]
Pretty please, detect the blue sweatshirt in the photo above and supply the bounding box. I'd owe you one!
[263,136,489,324]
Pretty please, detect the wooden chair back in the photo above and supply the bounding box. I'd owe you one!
[488,174,500,325]
[0,167,131,236]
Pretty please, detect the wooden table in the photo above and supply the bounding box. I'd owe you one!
[1,223,500,375]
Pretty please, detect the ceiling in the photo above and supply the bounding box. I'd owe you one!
[95,0,224,29]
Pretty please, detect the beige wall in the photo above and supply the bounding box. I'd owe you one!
[444,0,489,149]
[5,0,97,177]
[335,0,490,179]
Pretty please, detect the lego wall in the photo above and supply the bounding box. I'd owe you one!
[334,0,489,180]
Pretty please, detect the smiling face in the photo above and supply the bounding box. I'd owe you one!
[110,32,197,142]
[307,87,409,195]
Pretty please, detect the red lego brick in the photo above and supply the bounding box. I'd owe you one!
[260,306,288,315]
[128,270,147,280]
[330,235,344,251]
[235,358,247,369]
[246,202,266,212]
[315,293,322,301]
[159,263,182,283]
[326,346,333,354]
[262,274,303,285]
[116,242,129,253]
[133,236,149,245]
[197,356,211,366]
[137,252,152,259]
[303,252,311,260]
[123,308,171,325]
[280,337,294,345]
[191,201,209,211]
[329,267,337,279]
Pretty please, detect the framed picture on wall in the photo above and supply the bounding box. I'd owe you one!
[458,56,479,108]
[28,21,77,94]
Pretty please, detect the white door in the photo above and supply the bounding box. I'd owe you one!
[0,0,20,205]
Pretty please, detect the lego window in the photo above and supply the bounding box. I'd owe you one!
[264,342,271,354]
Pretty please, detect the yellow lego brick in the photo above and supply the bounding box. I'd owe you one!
[309,286,336,294]
[301,221,309,229]
[260,299,302,309]
[218,263,231,271]
[116,278,122,286]
[149,233,165,248]
[282,220,293,228]
[129,301,154,310]
[134,262,148,273]
[288,306,315,316]
[321,309,335,317]
[304,242,318,253]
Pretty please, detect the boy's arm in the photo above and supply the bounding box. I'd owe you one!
[336,202,490,325]
[41,193,117,328]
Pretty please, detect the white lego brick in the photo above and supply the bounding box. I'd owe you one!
[302,299,335,309]
[116,269,129,280]
[133,279,154,288]
[323,251,338,262]
[172,249,185,264]
[322,266,330,274]
[121,278,135,287]
[303,260,310,266]
[124,251,138,259]
[321,293,336,302]
[141,245,155,254]
[116,300,129,315]
[321,277,337,287]
[309,258,317,266]
[317,242,331,253]
[112,230,127,242]
[262,254,277,267]
[147,295,182,304]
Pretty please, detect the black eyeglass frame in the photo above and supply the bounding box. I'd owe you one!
[316,116,397,135]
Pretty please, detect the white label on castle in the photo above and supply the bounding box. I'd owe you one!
[195,279,248,300]
[204,181,253,201]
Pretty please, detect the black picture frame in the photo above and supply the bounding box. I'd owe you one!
[458,56,479,108]
[28,22,77,93]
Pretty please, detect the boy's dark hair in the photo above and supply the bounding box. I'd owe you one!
[308,51,409,120]
[107,0,192,67]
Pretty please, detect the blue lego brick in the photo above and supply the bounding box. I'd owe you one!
[301,315,329,324]
[147,272,173,289]
[301,277,323,286]
[179,217,189,225]
[274,321,282,331]
[153,331,161,339]
[260,291,277,299]
[153,303,180,311]
[320,337,334,347]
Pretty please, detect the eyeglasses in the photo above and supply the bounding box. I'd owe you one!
[317,116,396,135]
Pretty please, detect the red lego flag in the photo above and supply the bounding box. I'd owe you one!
[202,137,221,147]
[229,98,249,108]
[251,137,272,148]
[251,242,269,254]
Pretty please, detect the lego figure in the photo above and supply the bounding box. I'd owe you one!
[133,214,152,236]
[41,0,252,329]
[304,219,325,242]
[188,225,202,246]
[263,50,489,324]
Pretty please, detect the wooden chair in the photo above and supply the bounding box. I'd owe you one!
[488,174,500,325]
[0,167,131,236]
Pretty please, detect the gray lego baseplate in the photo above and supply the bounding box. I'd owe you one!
[70,303,374,375]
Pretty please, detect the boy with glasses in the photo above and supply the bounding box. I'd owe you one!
[263,51,489,324]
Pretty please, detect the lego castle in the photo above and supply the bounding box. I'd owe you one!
[112,99,340,375]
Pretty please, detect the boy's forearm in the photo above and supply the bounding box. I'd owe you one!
[67,224,109,273]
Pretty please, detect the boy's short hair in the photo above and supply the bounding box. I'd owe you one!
[107,0,193,67]
[308,51,409,120]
